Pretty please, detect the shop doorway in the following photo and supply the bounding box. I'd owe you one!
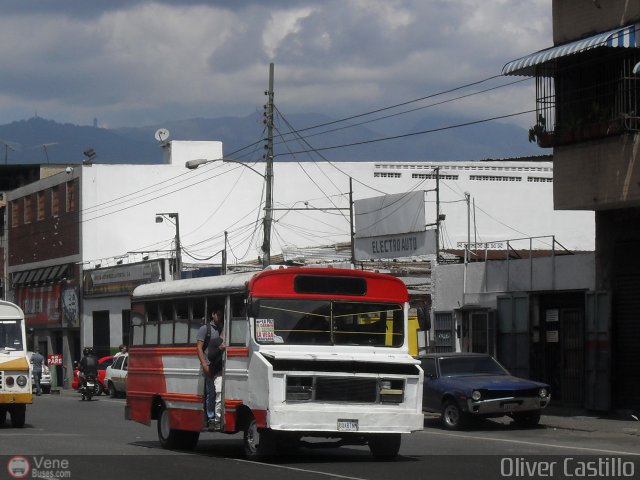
[92,310,110,358]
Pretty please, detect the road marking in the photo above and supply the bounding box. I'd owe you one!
[422,430,640,456]
[229,458,368,480]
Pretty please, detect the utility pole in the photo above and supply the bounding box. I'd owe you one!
[349,177,355,265]
[262,63,274,268]
[155,212,182,280]
[175,213,182,280]
[435,167,440,263]
[222,231,228,275]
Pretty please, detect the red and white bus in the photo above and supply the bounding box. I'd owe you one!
[126,267,423,460]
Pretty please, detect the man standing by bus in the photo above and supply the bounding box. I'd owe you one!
[196,308,225,430]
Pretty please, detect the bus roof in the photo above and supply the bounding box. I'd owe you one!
[0,300,24,319]
[131,267,409,303]
[131,271,257,301]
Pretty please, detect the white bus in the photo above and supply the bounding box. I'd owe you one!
[0,301,32,427]
[126,267,424,460]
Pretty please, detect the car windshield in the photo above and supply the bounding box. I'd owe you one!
[439,356,507,377]
[0,319,23,351]
[252,298,404,347]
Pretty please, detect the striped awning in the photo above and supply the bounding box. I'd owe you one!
[12,265,69,286]
[503,23,639,76]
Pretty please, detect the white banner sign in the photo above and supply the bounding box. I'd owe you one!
[354,191,425,238]
[354,229,437,260]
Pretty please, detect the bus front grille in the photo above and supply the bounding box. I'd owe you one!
[287,376,378,403]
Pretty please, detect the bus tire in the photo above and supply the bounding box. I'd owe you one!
[157,404,199,450]
[368,433,401,460]
[0,408,6,426]
[10,404,26,428]
[243,418,276,460]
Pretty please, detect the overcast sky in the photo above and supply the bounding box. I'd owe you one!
[0,1,551,129]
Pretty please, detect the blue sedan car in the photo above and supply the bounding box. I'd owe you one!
[420,353,550,430]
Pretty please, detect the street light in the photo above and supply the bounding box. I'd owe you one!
[156,212,182,280]
[185,157,273,268]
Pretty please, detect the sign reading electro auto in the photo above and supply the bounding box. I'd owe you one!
[354,191,437,260]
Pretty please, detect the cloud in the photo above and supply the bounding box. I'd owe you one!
[0,1,552,128]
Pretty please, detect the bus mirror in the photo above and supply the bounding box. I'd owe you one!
[417,307,431,331]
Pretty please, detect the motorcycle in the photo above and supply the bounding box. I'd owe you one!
[79,373,100,401]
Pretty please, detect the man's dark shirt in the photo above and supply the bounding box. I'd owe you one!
[79,355,98,376]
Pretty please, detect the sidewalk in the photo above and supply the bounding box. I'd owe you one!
[540,406,640,436]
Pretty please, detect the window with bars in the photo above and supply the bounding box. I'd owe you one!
[532,49,640,147]
[11,201,19,228]
[374,172,402,178]
[66,181,75,212]
[37,191,45,221]
[23,195,33,224]
[469,175,522,182]
[51,186,60,217]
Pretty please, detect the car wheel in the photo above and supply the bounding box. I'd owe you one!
[157,403,199,450]
[243,417,276,461]
[368,433,401,460]
[10,405,26,428]
[109,382,117,398]
[441,399,466,430]
[513,410,541,428]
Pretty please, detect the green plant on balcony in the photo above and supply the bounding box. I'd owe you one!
[528,114,554,147]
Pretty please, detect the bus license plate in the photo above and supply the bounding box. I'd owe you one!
[337,419,359,432]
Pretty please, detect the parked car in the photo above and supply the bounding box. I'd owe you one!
[27,351,52,394]
[105,353,128,398]
[72,355,114,395]
[420,352,550,430]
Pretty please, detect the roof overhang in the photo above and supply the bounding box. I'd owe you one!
[503,23,639,77]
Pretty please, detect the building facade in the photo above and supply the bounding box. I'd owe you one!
[503,1,640,410]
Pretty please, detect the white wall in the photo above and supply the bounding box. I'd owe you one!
[431,252,596,311]
[79,155,595,267]
[82,296,131,353]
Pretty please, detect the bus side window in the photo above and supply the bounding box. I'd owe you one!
[229,317,248,347]
[191,298,206,342]
[174,299,189,344]
[131,305,145,346]
[159,300,175,344]
[145,301,159,345]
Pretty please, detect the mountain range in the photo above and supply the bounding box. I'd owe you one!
[0,114,543,165]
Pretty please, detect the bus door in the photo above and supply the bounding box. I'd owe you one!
[222,295,251,429]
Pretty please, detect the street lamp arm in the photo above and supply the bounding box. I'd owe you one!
[185,157,265,179]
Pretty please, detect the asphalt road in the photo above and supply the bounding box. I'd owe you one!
[1,391,639,480]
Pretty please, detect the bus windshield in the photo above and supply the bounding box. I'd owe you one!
[0,319,24,351]
[252,299,404,347]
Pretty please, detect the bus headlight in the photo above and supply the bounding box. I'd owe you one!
[5,376,15,387]
[379,379,404,404]
[16,375,28,387]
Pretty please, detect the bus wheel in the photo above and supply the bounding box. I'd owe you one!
[243,418,276,460]
[0,408,6,426]
[10,405,26,428]
[368,433,401,460]
[157,404,199,450]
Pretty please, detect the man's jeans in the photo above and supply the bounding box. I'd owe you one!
[34,371,42,395]
[205,375,222,421]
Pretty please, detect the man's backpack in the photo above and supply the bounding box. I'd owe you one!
[202,324,223,365]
